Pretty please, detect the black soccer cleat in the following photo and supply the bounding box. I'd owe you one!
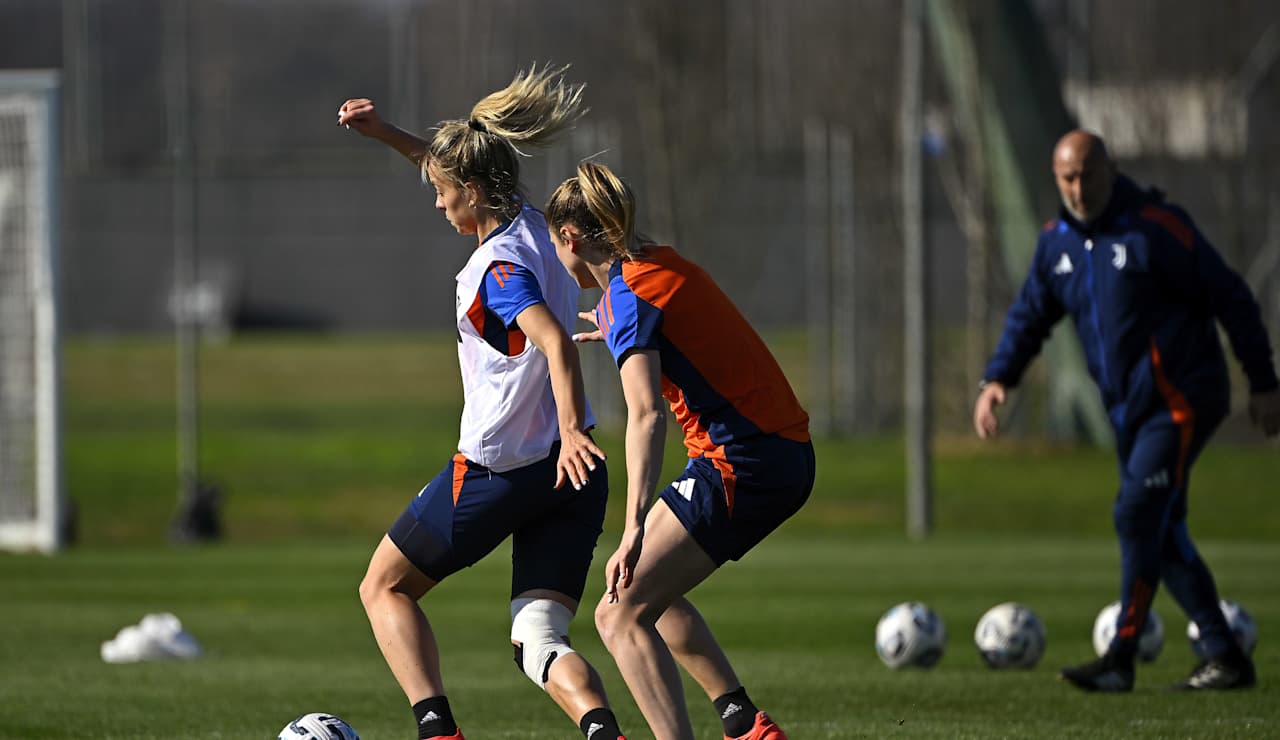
[1059,652,1135,693]
[1172,646,1256,691]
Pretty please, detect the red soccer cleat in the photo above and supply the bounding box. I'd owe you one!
[725,711,787,740]
[423,732,464,740]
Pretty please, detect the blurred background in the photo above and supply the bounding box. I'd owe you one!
[2,0,1280,547]
[5,7,1280,736]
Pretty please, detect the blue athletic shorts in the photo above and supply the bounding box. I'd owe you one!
[387,442,607,602]
[658,437,815,566]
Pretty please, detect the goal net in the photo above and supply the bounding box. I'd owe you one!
[0,70,64,553]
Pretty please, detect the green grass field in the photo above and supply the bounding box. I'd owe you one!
[5,536,1278,738]
[3,335,1279,738]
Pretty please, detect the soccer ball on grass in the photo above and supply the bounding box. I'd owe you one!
[974,602,1046,669]
[1092,600,1164,662]
[875,601,946,669]
[278,713,360,740]
[1187,599,1257,658]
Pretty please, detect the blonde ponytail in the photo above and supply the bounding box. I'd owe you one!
[547,161,649,260]
[426,64,586,219]
[469,64,586,153]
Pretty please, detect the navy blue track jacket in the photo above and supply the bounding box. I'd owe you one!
[984,174,1278,433]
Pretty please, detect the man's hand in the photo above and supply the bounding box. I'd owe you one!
[973,381,1008,440]
[1248,388,1280,438]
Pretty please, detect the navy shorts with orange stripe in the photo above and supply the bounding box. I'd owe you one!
[659,437,815,566]
[387,442,607,601]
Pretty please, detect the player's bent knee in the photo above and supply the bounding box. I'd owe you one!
[357,572,384,611]
[510,597,576,690]
[1113,500,1161,539]
[1113,483,1172,536]
[596,598,649,645]
[595,594,658,638]
[593,601,616,645]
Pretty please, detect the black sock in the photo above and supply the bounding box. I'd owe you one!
[1106,640,1138,667]
[413,696,457,739]
[713,686,758,737]
[579,707,622,739]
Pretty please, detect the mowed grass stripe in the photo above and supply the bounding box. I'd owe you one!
[3,534,1277,738]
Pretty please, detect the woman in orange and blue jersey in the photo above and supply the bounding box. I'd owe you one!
[548,162,814,740]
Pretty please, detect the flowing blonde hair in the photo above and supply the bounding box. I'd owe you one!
[426,64,586,219]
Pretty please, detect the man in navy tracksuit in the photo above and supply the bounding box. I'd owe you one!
[974,130,1280,692]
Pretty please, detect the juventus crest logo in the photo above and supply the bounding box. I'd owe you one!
[1111,243,1127,270]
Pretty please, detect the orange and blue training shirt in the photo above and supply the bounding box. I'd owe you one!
[594,245,810,481]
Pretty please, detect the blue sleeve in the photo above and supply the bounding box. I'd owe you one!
[983,235,1066,387]
[600,279,663,368]
[1147,208,1279,392]
[481,262,544,329]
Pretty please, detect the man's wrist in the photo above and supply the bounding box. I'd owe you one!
[978,378,1007,394]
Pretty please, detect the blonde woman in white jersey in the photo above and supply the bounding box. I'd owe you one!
[337,67,627,740]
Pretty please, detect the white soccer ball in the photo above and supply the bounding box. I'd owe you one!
[1187,599,1257,658]
[974,602,1046,669]
[278,713,360,740]
[1092,600,1164,662]
[875,601,946,669]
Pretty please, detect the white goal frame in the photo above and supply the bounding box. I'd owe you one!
[0,70,64,553]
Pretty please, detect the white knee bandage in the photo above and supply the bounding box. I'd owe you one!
[510,597,576,690]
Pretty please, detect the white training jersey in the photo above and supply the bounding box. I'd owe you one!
[453,204,595,472]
